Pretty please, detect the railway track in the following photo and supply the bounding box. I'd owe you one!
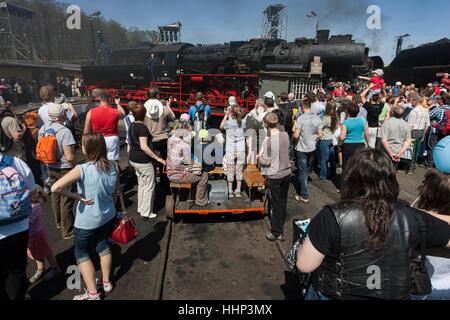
[154,211,291,300]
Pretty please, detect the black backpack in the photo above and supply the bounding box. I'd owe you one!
[193,104,207,131]
[0,114,14,153]
[278,103,293,133]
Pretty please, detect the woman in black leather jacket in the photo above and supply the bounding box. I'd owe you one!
[297,148,450,300]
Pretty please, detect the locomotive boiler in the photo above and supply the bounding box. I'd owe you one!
[82,29,376,114]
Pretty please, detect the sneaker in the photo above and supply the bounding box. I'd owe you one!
[43,267,62,281]
[229,193,234,199]
[295,195,310,204]
[29,270,45,284]
[234,192,242,198]
[141,213,157,219]
[266,232,286,242]
[97,280,114,294]
[73,290,101,301]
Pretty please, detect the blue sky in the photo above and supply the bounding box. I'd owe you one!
[69,0,450,64]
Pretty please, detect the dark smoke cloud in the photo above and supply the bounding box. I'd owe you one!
[308,0,389,53]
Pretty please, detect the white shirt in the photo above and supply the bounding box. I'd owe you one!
[0,155,36,240]
[311,101,326,117]
[408,105,430,131]
[427,257,450,291]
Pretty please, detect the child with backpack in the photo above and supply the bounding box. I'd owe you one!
[0,153,35,300]
[220,105,247,198]
[27,185,61,284]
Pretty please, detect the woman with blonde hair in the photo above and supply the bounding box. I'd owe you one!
[220,105,247,198]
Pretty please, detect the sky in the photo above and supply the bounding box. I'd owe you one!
[69,0,450,65]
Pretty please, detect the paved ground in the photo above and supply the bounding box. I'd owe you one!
[25,145,427,300]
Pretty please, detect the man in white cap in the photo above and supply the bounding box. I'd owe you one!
[38,103,76,239]
[263,91,278,109]
[393,82,402,97]
[144,88,175,193]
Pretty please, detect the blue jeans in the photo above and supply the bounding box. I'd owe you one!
[413,289,450,300]
[305,288,331,300]
[319,140,336,180]
[74,220,113,264]
[296,151,314,199]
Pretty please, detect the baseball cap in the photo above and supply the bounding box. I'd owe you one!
[47,103,66,119]
[434,136,450,174]
[264,91,276,100]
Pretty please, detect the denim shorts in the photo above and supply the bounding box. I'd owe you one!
[74,220,113,264]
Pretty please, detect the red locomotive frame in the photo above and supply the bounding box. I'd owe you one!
[88,74,259,116]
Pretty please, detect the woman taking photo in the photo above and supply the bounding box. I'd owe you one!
[340,101,369,171]
[318,102,338,182]
[297,149,450,300]
[128,104,165,219]
[51,132,118,300]
[220,105,247,198]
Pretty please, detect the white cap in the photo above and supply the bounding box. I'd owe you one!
[264,91,276,100]
[373,69,384,77]
[396,82,402,86]
[228,96,237,106]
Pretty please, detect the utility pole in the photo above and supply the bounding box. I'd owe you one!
[88,11,101,64]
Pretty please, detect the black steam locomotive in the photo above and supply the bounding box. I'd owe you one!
[82,29,379,113]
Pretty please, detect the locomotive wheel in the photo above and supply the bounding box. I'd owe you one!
[165,195,175,221]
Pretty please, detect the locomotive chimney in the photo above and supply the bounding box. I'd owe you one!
[317,30,330,44]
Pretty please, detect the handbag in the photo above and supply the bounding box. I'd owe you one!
[410,211,432,296]
[111,191,138,245]
[286,219,312,300]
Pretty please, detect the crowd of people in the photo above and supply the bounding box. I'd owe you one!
[0,77,88,108]
[1,68,450,301]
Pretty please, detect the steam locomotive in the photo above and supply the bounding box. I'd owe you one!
[82,29,380,114]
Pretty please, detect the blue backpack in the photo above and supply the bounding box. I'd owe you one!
[0,156,32,226]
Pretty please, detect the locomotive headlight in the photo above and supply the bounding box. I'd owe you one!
[164,73,168,77]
